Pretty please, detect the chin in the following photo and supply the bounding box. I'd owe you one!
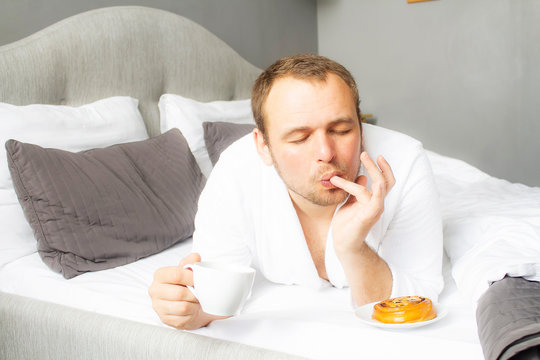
[310,189,348,206]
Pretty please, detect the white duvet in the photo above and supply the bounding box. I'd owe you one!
[428,151,540,302]
[0,150,538,359]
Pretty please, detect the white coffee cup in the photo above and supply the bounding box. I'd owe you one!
[183,261,256,317]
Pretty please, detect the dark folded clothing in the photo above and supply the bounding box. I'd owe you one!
[476,276,540,360]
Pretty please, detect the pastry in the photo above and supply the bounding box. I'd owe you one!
[372,296,437,324]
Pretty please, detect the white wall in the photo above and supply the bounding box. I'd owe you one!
[317,0,540,186]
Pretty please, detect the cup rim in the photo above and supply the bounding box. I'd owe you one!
[191,261,256,274]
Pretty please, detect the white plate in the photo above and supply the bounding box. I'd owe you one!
[355,301,448,329]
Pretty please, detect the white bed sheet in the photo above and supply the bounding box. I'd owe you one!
[0,237,483,360]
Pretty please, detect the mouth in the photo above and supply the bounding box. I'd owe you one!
[320,172,342,189]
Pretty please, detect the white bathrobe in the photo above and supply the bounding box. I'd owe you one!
[193,124,444,301]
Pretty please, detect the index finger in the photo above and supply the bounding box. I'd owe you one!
[376,155,396,189]
[330,175,370,201]
[179,253,201,267]
[154,265,193,286]
[360,152,385,185]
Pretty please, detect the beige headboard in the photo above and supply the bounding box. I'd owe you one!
[0,6,261,137]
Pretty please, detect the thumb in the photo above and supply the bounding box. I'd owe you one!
[179,252,201,267]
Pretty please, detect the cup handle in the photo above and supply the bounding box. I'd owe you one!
[183,264,197,298]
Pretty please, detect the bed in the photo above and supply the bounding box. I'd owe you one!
[1,6,539,360]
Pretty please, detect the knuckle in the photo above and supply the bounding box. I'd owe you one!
[180,286,195,301]
[175,266,185,279]
[177,301,191,314]
[174,286,185,300]
[169,317,187,329]
[152,301,165,316]
[177,268,191,286]
[172,319,186,329]
[153,267,166,279]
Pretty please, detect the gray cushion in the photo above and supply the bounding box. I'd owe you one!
[203,122,256,165]
[5,129,205,279]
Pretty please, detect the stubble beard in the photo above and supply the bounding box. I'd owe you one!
[269,152,357,207]
[298,186,348,207]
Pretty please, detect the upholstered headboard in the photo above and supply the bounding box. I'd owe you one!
[0,6,261,137]
[0,7,307,359]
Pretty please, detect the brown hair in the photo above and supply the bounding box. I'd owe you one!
[251,54,361,136]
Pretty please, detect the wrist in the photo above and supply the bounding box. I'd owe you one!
[334,237,369,261]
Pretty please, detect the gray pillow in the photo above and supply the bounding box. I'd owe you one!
[203,122,256,165]
[5,129,205,279]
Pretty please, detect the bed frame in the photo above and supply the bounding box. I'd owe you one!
[0,6,304,359]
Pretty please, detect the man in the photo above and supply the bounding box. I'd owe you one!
[148,54,443,330]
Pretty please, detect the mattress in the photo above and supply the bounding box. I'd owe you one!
[0,237,483,360]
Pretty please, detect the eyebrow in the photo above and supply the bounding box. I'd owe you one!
[280,118,355,140]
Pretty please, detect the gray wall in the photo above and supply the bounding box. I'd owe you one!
[0,0,317,70]
[318,0,540,186]
[3,0,538,186]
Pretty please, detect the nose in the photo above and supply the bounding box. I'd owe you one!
[313,132,335,163]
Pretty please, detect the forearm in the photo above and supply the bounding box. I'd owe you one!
[336,243,392,306]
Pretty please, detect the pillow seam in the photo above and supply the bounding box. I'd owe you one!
[6,143,49,247]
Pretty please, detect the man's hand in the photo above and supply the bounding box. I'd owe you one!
[329,152,395,305]
[148,253,226,329]
[330,151,395,253]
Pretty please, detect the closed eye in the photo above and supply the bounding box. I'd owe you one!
[290,135,309,144]
[330,129,351,135]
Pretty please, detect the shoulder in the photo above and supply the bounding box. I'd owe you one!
[362,123,423,154]
[362,124,427,175]
[212,133,261,173]
[220,132,257,157]
[202,133,265,197]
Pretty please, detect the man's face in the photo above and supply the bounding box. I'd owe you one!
[256,73,362,207]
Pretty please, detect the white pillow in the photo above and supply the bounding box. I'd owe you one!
[0,96,149,268]
[159,94,254,178]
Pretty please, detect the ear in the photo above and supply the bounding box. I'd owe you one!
[253,128,274,166]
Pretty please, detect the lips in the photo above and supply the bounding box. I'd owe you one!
[320,172,342,188]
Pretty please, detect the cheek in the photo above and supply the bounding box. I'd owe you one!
[276,148,309,173]
[340,137,362,163]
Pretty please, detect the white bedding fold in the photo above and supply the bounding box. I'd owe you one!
[427,151,540,302]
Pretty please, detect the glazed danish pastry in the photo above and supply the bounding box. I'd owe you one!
[372,296,437,324]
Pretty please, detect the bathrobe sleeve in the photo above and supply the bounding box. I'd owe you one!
[379,147,444,301]
[191,138,254,267]
[325,125,444,302]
